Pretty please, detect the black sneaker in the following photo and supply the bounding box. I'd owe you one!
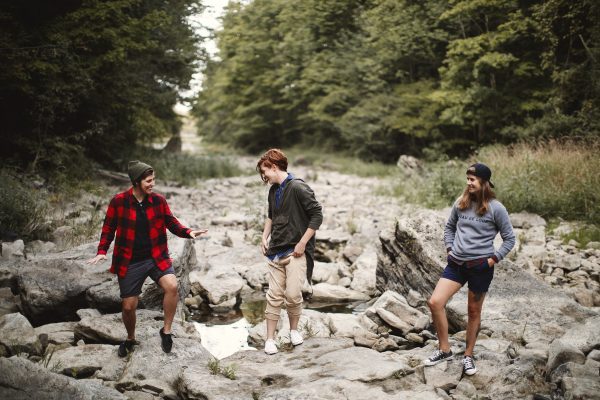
[462,355,477,375]
[159,328,173,353]
[118,339,135,358]
[423,349,453,366]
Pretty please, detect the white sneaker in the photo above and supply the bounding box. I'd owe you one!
[290,330,304,346]
[264,339,278,355]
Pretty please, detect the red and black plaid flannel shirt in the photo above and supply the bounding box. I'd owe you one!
[97,188,191,278]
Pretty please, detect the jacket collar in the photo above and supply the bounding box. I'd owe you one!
[127,187,154,205]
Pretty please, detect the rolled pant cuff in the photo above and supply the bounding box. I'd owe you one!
[286,306,303,317]
[264,311,281,321]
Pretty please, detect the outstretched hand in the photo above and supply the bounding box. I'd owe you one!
[87,254,107,264]
[189,229,208,239]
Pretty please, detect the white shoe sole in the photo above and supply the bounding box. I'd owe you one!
[423,356,452,367]
[464,368,477,376]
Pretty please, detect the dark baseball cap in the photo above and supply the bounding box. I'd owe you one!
[467,163,494,188]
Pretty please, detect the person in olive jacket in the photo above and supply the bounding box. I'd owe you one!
[256,149,323,355]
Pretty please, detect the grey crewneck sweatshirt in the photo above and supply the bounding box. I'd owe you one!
[444,199,515,262]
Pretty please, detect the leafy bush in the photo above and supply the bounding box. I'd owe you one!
[0,170,50,240]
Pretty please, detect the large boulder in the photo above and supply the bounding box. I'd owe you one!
[311,283,370,301]
[34,321,77,346]
[189,269,244,306]
[49,344,126,381]
[0,287,19,317]
[116,336,211,397]
[17,256,111,325]
[311,261,342,285]
[74,309,200,345]
[19,239,196,323]
[191,239,262,309]
[365,291,429,335]
[349,245,378,296]
[0,356,126,400]
[376,209,447,299]
[0,260,19,292]
[547,339,586,373]
[0,239,25,261]
[509,212,547,229]
[241,262,269,290]
[0,312,43,356]
[176,337,434,400]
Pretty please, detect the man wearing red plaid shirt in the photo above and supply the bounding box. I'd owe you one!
[87,160,207,357]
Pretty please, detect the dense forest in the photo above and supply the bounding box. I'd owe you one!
[195,0,600,162]
[0,0,201,171]
[1,0,598,170]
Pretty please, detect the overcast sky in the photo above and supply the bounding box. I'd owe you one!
[176,0,230,111]
[192,0,230,58]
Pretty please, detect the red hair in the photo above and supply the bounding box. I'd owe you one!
[256,149,288,183]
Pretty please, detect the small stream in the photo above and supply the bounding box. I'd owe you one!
[190,294,366,359]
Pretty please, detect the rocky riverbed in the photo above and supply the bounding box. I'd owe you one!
[1,161,599,400]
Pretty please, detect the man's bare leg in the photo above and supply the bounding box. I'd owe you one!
[122,296,139,340]
[158,274,178,334]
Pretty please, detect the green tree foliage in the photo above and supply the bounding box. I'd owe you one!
[0,0,200,171]
[434,0,551,148]
[195,0,599,161]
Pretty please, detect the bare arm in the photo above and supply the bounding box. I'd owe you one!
[261,218,272,255]
[293,227,316,257]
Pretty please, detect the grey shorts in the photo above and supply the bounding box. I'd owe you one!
[118,258,175,298]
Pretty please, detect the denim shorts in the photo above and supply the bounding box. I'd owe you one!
[441,256,494,293]
[118,258,175,298]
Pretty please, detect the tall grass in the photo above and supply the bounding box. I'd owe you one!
[133,149,244,186]
[284,147,397,177]
[388,140,600,224]
[482,140,599,223]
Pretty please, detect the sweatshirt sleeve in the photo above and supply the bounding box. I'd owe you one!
[97,196,118,255]
[444,203,459,251]
[493,202,516,261]
[295,182,323,230]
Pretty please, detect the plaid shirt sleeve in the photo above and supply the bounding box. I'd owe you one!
[162,198,192,238]
[97,197,118,255]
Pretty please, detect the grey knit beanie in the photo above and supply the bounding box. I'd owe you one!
[127,160,153,184]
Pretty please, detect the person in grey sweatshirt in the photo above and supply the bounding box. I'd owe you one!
[424,163,515,376]
[256,149,323,355]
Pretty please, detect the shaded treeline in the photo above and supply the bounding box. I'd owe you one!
[194,0,600,162]
[0,0,201,172]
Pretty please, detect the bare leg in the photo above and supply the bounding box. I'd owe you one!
[122,296,139,340]
[267,319,278,340]
[465,290,486,356]
[158,274,178,334]
[427,278,463,352]
[289,314,300,331]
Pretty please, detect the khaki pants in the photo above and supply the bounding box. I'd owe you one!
[265,254,307,321]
